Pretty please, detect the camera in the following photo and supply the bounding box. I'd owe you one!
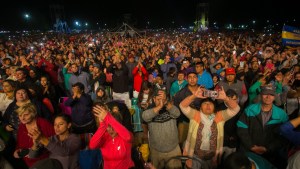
[203,90,219,98]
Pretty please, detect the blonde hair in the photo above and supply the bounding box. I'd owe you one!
[16,103,37,117]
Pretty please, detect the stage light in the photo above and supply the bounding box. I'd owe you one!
[24,14,30,19]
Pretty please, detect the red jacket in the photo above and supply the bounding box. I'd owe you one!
[17,118,55,167]
[37,58,59,85]
[132,66,148,92]
[89,113,134,169]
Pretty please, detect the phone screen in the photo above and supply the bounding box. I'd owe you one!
[240,62,245,68]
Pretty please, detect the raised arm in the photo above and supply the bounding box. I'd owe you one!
[217,87,240,121]
[91,105,132,145]
[105,113,132,142]
[89,121,108,149]
[179,86,205,119]
[280,116,300,146]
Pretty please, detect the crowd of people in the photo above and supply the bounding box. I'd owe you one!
[0,30,299,169]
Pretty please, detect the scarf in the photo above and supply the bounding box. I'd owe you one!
[194,112,218,160]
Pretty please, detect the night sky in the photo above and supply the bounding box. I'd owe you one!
[0,0,299,30]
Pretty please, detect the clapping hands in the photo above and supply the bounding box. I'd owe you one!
[251,145,267,155]
[27,127,47,149]
[28,127,42,143]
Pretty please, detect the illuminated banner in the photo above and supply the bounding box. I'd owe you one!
[282,25,300,46]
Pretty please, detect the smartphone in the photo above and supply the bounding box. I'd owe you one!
[18,149,29,158]
[240,62,245,68]
[258,61,261,65]
[203,90,219,98]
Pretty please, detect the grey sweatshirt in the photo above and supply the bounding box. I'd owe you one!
[142,105,180,153]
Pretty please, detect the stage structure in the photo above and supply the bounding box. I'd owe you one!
[49,4,69,33]
[194,3,209,32]
[109,23,146,37]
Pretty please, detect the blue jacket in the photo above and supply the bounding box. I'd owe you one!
[197,70,213,89]
[280,122,300,146]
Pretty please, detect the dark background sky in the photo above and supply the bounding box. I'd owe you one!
[0,0,299,30]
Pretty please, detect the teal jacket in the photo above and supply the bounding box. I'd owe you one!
[170,80,188,98]
[62,67,72,91]
[237,103,288,152]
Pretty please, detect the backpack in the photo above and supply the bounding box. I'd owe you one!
[79,133,102,169]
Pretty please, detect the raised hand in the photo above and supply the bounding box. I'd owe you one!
[251,145,267,155]
[28,127,42,142]
[93,105,108,122]
[155,92,165,109]
[215,86,227,100]
[5,125,14,132]
[193,86,206,99]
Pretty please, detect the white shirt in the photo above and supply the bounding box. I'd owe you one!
[0,93,14,116]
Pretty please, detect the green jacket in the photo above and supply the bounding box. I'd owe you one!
[248,81,282,104]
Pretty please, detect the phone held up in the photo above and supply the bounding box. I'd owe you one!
[203,90,219,98]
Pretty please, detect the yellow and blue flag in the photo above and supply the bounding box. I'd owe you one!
[282,25,300,46]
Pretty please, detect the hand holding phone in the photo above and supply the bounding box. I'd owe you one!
[240,61,245,68]
[17,149,29,158]
[203,90,219,98]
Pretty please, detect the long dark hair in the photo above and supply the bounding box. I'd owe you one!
[55,113,72,124]
[137,81,153,107]
[95,85,109,102]
[224,152,252,169]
